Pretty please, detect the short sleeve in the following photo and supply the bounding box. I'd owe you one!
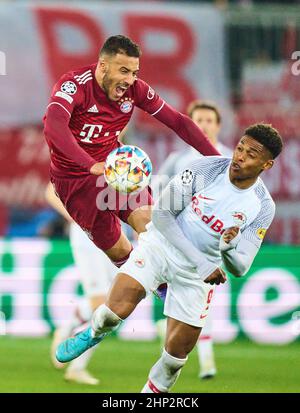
[134,79,165,115]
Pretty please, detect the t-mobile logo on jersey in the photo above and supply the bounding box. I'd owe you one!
[79,124,121,143]
[79,124,103,143]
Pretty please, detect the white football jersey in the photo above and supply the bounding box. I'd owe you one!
[158,143,232,177]
[154,156,275,268]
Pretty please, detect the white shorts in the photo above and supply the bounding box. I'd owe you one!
[120,225,215,328]
[69,223,117,297]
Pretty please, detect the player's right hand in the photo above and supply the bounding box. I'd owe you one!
[90,162,105,175]
[204,267,227,285]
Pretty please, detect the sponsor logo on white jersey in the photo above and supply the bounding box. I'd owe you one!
[88,104,99,113]
[198,194,215,202]
[61,81,77,95]
[192,195,226,234]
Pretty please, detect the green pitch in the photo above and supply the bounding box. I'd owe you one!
[0,336,299,393]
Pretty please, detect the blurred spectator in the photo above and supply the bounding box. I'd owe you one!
[7,207,68,238]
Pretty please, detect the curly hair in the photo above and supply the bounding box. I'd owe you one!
[244,123,283,159]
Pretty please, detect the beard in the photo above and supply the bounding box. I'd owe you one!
[102,72,113,97]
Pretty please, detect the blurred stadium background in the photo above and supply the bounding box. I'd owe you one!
[0,0,299,393]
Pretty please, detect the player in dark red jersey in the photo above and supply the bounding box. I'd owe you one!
[44,35,220,266]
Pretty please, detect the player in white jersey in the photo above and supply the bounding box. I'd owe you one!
[56,123,283,393]
[153,100,232,380]
[46,183,117,385]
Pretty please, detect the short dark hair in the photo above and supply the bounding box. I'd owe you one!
[187,100,221,124]
[100,35,141,58]
[244,123,283,159]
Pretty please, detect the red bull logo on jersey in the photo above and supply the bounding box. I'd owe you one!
[232,211,247,227]
[192,195,226,235]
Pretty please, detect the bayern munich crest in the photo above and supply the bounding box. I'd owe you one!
[119,98,133,113]
[61,81,77,95]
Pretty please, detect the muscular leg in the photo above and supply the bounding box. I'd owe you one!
[106,273,146,318]
[92,273,146,334]
[103,204,152,264]
[141,318,202,393]
[165,317,202,359]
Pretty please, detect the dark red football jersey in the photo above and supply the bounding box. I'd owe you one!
[44,63,164,176]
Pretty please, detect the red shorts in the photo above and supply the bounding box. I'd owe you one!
[51,173,153,250]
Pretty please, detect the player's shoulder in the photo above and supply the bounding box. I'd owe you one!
[189,155,231,173]
[133,78,148,89]
[178,156,230,189]
[132,78,154,98]
[255,178,276,211]
[56,63,96,88]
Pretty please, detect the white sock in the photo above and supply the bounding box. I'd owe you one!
[66,347,96,372]
[141,349,188,393]
[197,337,216,373]
[91,304,122,336]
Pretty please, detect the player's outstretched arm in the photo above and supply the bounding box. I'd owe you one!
[135,79,220,156]
[153,102,220,156]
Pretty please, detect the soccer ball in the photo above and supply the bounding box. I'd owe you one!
[104,145,152,194]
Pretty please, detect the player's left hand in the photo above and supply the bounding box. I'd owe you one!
[222,226,240,244]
